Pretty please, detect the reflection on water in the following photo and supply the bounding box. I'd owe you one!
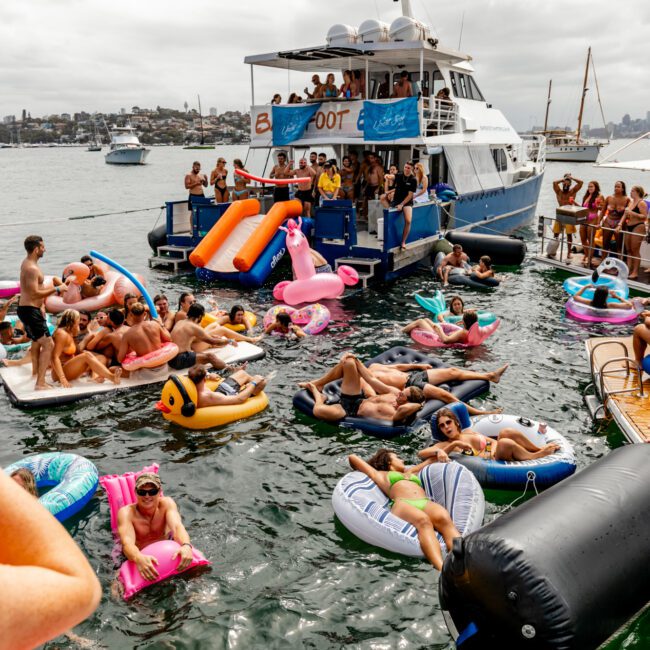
[0,146,647,648]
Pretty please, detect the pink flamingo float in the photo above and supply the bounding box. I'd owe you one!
[273,218,359,305]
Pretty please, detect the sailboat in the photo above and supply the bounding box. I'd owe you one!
[87,118,102,151]
[539,47,608,163]
[183,95,215,150]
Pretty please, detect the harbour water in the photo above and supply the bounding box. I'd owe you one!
[0,142,649,648]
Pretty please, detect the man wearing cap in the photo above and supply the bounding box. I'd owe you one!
[117,472,194,581]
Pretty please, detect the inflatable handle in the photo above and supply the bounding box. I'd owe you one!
[235,168,303,186]
[89,250,158,319]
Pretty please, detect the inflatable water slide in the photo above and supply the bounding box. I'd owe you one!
[190,199,312,287]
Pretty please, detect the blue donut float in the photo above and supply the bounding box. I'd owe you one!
[414,290,498,326]
[430,403,576,490]
[563,257,630,299]
[5,452,99,521]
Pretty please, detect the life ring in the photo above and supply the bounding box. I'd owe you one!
[565,297,642,324]
[263,303,331,335]
[99,464,210,599]
[155,374,269,430]
[201,311,258,332]
[414,291,497,326]
[2,314,56,353]
[234,168,303,186]
[332,462,484,558]
[4,452,99,522]
[411,319,500,348]
[122,342,179,372]
[430,403,576,490]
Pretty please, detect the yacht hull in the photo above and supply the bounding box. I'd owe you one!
[105,148,150,165]
[545,144,601,162]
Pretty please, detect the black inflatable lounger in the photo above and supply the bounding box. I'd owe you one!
[292,345,489,439]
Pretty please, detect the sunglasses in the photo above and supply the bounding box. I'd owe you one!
[136,487,160,497]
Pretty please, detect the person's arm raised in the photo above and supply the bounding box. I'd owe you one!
[393,402,422,422]
[0,471,101,650]
[348,454,381,484]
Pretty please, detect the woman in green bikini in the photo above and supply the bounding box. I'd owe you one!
[348,449,458,570]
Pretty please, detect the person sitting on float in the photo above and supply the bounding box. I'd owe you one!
[80,275,107,299]
[118,302,171,368]
[85,308,127,367]
[264,311,306,338]
[421,408,561,462]
[437,244,470,285]
[0,293,18,321]
[402,309,478,345]
[215,304,255,332]
[188,364,267,408]
[0,320,28,347]
[173,292,196,327]
[153,293,175,332]
[469,255,496,280]
[435,295,465,322]
[80,255,104,280]
[572,284,633,310]
[48,309,122,388]
[347,448,456,570]
[117,472,194,582]
[123,292,149,326]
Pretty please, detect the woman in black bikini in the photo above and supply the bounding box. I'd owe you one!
[210,158,229,203]
[339,156,355,200]
[616,185,648,279]
[598,180,629,260]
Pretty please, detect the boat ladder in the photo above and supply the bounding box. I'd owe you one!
[148,244,194,272]
[584,340,645,421]
[334,257,380,288]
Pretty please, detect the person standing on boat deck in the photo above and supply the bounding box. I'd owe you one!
[377,73,391,99]
[232,159,250,201]
[270,151,292,203]
[362,153,384,217]
[381,161,417,250]
[290,158,316,216]
[210,157,229,204]
[304,75,324,100]
[17,235,65,390]
[310,152,322,207]
[435,244,470,286]
[580,181,603,269]
[322,73,339,98]
[270,94,282,105]
[317,162,341,202]
[392,71,413,98]
[340,70,355,99]
[339,155,355,200]
[598,181,629,262]
[550,173,583,259]
[184,161,208,211]
[616,185,647,280]
[413,162,429,203]
[353,70,366,98]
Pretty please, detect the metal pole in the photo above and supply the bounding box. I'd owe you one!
[419,48,424,134]
[250,65,255,106]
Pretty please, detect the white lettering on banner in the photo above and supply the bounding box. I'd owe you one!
[371,112,407,134]
[251,102,364,144]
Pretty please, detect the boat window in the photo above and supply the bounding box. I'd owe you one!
[467,76,485,101]
[459,74,470,100]
[445,144,504,193]
[449,72,463,98]
[449,71,485,102]
[392,71,428,96]
[492,148,508,172]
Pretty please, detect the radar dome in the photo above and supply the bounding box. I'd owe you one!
[389,16,430,42]
[327,24,359,47]
[358,19,390,43]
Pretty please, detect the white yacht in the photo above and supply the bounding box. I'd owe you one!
[105,125,150,165]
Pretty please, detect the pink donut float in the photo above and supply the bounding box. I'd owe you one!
[411,319,500,348]
[263,303,331,335]
[122,342,179,372]
[99,464,210,600]
[565,297,642,324]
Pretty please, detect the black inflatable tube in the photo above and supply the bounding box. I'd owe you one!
[147,224,167,252]
[439,444,650,649]
[445,231,526,266]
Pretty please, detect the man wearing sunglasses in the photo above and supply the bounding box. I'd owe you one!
[117,472,194,582]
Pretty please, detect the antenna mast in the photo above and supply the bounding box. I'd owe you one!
[543,80,552,132]
[576,47,591,145]
[197,94,205,146]
[394,0,414,18]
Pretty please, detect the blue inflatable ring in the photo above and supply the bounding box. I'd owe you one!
[3,314,56,353]
[5,453,99,521]
[415,291,497,326]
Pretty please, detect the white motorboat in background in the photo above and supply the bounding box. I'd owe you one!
[105,125,149,164]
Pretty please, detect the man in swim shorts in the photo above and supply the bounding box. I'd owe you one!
[184,161,208,210]
[188,364,267,408]
[303,353,425,424]
[550,173,584,259]
[117,472,194,581]
[270,151,292,203]
[436,244,470,285]
[117,303,172,368]
[290,158,316,216]
[17,235,69,390]
[169,303,234,371]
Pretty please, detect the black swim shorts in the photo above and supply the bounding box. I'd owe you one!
[168,351,196,370]
[295,189,313,204]
[16,306,50,341]
[339,392,365,418]
[405,370,428,390]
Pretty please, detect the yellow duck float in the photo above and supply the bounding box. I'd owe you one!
[156,374,269,430]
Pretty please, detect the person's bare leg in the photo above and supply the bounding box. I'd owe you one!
[402,318,436,334]
[400,207,412,249]
[306,382,346,422]
[422,385,502,415]
[197,352,226,370]
[298,358,347,389]
[35,337,54,390]
[64,352,121,384]
[339,357,364,395]
[494,438,560,461]
[632,323,650,365]
[30,340,40,377]
[426,364,509,385]
[423,501,461,554]
[497,427,544,452]
[391,501,444,570]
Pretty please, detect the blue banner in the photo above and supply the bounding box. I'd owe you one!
[363,97,420,141]
[272,103,321,145]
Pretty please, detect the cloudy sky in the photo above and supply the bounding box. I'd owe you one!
[2,0,647,130]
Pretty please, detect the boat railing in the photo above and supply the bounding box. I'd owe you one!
[520,134,546,166]
[587,339,645,404]
[422,98,460,137]
[537,213,650,278]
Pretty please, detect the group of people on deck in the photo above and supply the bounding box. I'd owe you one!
[550,174,648,279]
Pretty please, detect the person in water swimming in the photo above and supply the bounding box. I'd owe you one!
[403,310,479,346]
[117,472,194,582]
[348,449,457,570]
[188,364,267,408]
[572,284,633,310]
[264,311,306,338]
[470,256,496,280]
[303,353,426,424]
[420,408,561,462]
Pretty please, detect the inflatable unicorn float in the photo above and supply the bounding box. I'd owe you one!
[273,218,359,305]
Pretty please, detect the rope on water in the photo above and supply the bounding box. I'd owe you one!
[0,205,164,228]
